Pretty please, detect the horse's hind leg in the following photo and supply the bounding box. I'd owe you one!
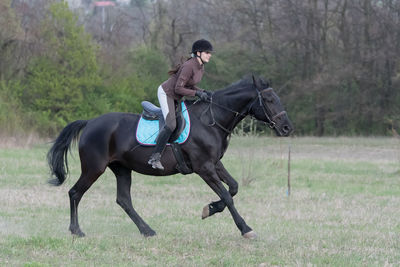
[69,167,105,237]
[109,162,156,237]
[202,161,238,219]
[69,147,108,237]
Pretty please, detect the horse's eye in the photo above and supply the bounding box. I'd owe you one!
[264,95,274,103]
[262,90,275,103]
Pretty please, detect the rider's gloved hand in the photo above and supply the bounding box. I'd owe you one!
[204,90,213,98]
[195,90,210,102]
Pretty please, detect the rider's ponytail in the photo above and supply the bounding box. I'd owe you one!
[168,56,192,76]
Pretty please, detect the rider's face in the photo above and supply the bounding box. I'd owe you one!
[197,51,212,63]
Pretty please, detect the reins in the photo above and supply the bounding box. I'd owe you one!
[200,95,246,134]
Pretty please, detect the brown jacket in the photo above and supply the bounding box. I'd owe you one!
[162,57,204,100]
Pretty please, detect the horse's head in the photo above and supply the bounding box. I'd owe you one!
[249,76,294,136]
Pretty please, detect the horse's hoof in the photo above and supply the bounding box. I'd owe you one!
[201,205,209,219]
[142,229,156,237]
[71,230,85,237]
[243,230,257,239]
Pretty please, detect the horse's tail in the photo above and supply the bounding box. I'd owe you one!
[47,120,88,186]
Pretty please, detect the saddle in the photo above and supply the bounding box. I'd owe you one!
[140,101,187,142]
[137,101,193,174]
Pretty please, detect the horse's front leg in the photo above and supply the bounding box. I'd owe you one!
[198,163,256,238]
[202,161,238,219]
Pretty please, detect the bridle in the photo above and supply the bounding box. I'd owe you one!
[201,85,285,134]
[251,87,288,129]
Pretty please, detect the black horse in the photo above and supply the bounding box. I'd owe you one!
[47,76,293,239]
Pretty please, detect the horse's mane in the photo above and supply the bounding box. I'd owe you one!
[217,76,254,94]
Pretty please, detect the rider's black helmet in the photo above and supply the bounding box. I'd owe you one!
[191,39,213,53]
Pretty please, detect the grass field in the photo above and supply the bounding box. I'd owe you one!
[0,136,399,266]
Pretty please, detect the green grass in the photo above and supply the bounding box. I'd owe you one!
[0,136,399,266]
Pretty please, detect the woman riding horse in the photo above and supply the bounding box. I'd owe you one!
[148,39,213,170]
[47,72,293,239]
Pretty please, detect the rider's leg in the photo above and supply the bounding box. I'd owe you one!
[158,85,177,133]
[148,86,176,170]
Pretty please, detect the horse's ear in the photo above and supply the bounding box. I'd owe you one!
[252,74,260,89]
[260,77,270,88]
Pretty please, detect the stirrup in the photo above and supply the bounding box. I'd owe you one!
[148,153,164,170]
[151,160,164,170]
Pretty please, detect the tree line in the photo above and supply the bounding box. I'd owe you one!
[1,0,400,136]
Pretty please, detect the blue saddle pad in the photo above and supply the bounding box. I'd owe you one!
[136,102,190,145]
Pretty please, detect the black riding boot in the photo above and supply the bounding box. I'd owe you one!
[148,126,173,170]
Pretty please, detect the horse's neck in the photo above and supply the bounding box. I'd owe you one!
[212,85,257,133]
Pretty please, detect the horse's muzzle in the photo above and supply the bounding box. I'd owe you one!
[273,111,294,136]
